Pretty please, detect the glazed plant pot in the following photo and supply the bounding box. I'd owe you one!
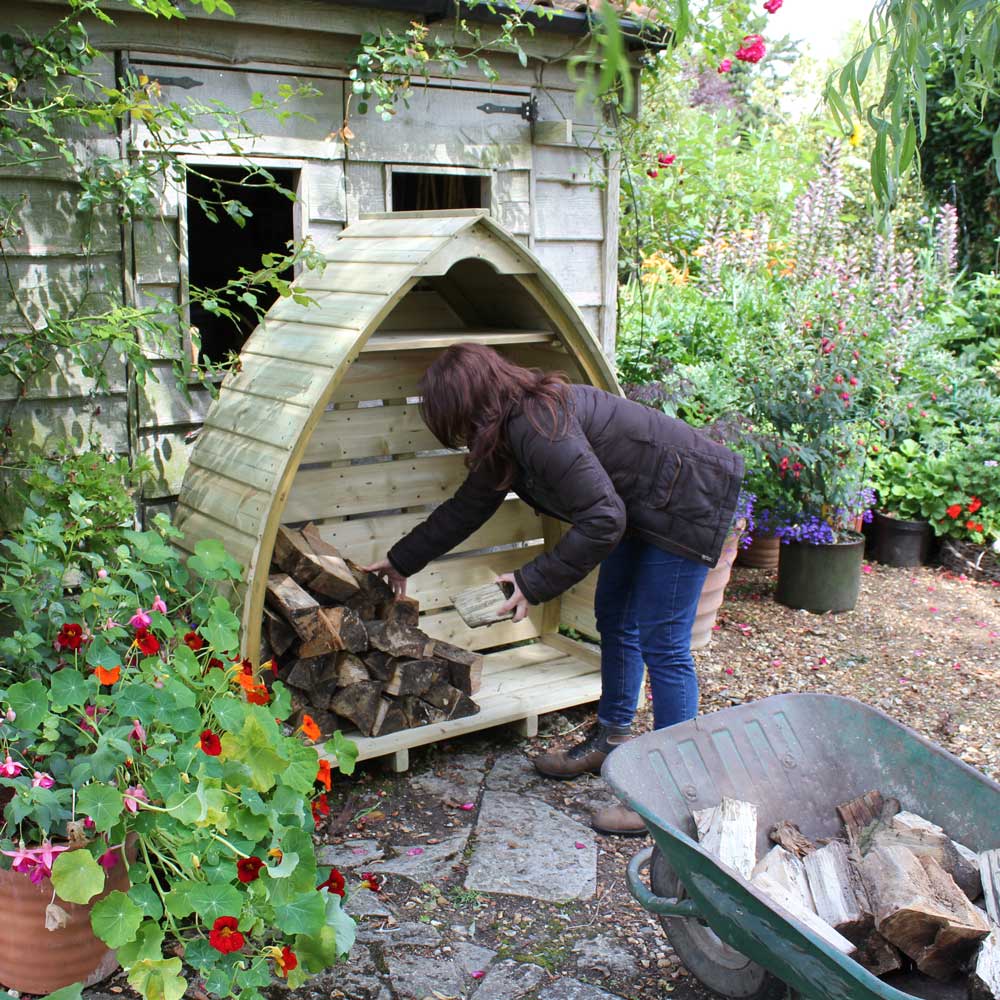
[775,533,865,614]
[691,522,745,650]
[0,846,132,995]
[736,532,780,570]
[871,510,933,568]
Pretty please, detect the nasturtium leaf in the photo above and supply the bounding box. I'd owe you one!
[293,926,340,973]
[91,890,144,948]
[128,883,164,920]
[85,636,120,670]
[127,958,187,1000]
[38,984,84,1000]
[185,882,242,923]
[115,683,157,720]
[5,679,49,731]
[51,849,105,905]
[274,891,326,936]
[159,706,201,734]
[240,787,267,816]
[266,850,299,879]
[202,966,234,999]
[269,785,307,825]
[269,680,291,722]
[49,669,94,708]
[324,890,357,956]
[282,740,322,794]
[324,730,358,776]
[181,938,219,971]
[221,713,286,792]
[229,807,270,842]
[117,919,165,967]
[78,784,124,833]
[212,695,246,734]
[163,883,193,918]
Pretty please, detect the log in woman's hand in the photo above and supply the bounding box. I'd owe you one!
[496,572,529,623]
[362,558,408,599]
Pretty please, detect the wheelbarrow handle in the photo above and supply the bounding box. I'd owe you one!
[626,846,702,919]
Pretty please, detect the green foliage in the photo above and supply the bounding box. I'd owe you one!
[0,515,362,1000]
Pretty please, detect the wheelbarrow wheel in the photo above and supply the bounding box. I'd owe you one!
[650,848,785,1000]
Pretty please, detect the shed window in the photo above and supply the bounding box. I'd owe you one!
[186,165,298,366]
[391,170,487,212]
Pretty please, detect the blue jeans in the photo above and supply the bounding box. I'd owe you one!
[595,536,709,731]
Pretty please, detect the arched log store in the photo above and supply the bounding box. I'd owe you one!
[175,210,616,769]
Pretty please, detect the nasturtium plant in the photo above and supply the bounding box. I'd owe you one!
[0,513,366,1000]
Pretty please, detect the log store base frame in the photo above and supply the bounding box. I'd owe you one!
[174,210,617,771]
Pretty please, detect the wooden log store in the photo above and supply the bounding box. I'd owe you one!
[174,210,611,770]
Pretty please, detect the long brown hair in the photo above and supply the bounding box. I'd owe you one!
[419,343,569,487]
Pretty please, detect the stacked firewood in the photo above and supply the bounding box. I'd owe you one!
[261,523,482,739]
[694,791,999,996]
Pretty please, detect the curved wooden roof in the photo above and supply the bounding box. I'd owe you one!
[174,210,619,664]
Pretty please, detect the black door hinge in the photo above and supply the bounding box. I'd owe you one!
[477,97,537,123]
[148,75,204,90]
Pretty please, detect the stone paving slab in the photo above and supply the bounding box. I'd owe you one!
[370,831,469,881]
[355,919,441,948]
[468,958,546,1000]
[451,940,498,979]
[483,751,548,795]
[345,887,393,919]
[384,949,464,1000]
[538,978,625,1000]
[465,790,597,902]
[572,934,638,977]
[410,750,489,804]
[318,838,384,868]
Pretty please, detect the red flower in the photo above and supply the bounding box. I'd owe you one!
[646,168,659,178]
[135,629,160,655]
[735,34,766,64]
[183,631,205,651]
[657,153,676,167]
[207,657,225,671]
[316,759,332,791]
[968,497,982,514]
[359,871,384,893]
[763,0,782,10]
[245,683,270,706]
[56,623,84,651]
[717,58,732,74]
[317,867,345,896]
[200,730,222,756]
[312,794,331,828]
[946,504,963,519]
[237,856,265,883]
[966,520,984,533]
[275,946,297,977]
[208,916,245,954]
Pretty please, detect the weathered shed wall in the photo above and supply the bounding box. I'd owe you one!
[9,0,623,524]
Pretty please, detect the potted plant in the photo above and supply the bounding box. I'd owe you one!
[0,507,363,999]
[868,438,937,566]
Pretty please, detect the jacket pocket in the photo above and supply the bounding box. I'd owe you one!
[647,446,682,508]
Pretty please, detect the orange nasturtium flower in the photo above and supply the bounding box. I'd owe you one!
[94,665,122,686]
[300,714,321,742]
[316,759,332,791]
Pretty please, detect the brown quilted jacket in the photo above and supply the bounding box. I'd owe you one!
[388,385,744,605]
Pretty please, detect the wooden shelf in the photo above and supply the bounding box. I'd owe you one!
[324,633,601,772]
[362,329,556,352]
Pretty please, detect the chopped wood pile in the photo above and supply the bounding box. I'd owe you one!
[692,791,998,995]
[261,524,482,739]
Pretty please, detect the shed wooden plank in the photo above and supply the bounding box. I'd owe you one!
[173,503,257,572]
[133,217,181,284]
[138,430,195,498]
[303,498,543,565]
[3,394,130,455]
[321,237,448,264]
[136,369,215,428]
[418,605,544,652]
[305,160,347,223]
[362,330,554,352]
[203,389,311,452]
[189,429,288,495]
[533,240,604,303]
[283,452,468,522]
[535,178,604,241]
[345,160,387,222]
[0,351,127,402]
[303,402,438,463]
[179,465,271,536]
[340,216,477,239]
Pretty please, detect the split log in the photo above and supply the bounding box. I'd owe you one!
[423,682,480,720]
[366,620,433,659]
[363,649,394,683]
[769,820,814,858]
[803,841,873,943]
[452,582,515,629]
[971,928,1000,1000]
[381,596,421,627]
[693,798,758,880]
[836,790,899,851]
[860,845,990,980]
[264,607,297,657]
[398,695,445,729]
[871,811,981,900]
[752,846,815,914]
[751,872,856,956]
[265,574,322,642]
[330,680,384,737]
[427,639,484,695]
[298,606,369,657]
[854,933,904,977]
[283,655,327,692]
[983,849,1000,921]
[382,658,449,697]
[344,556,395,606]
[335,653,371,689]
[373,699,409,737]
[273,524,359,601]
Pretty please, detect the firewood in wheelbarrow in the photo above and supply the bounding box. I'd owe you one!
[769,820,815,858]
[751,871,857,956]
[971,926,1000,1000]
[836,789,900,851]
[752,846,815,914]
[860,845,990,980]
[451,581,516,629]
[693,798,758,880]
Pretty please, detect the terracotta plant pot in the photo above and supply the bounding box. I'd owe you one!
[691,522,745,650]
[775,533,865,614]
[735,532,780,570]
[0,845,133,994]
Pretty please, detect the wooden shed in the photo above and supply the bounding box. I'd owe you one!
[174,209,610,768]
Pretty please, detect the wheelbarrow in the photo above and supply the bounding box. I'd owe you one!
[603,693,1000,1000]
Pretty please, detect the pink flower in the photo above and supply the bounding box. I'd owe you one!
[151,595,168,614]
[735,34,766,64]
[646,168,659,178]
[97,568,108,580]
[130,720,147,745]
[763,0,782,11]
[3,708,14,723]
[3,846,39,874]
[657,153,676,167]
[129,609,151,630]
[124,786,148,813]
[98,848,120,871]
[574,841,587,849]
[32,772,54,789]
[1,755,24,778]
[406,847,424,856]
[460,802,475,811]
[717,58,732,73]
[813,385,823,396]
[862,565,873,575]
[471,971,486,980]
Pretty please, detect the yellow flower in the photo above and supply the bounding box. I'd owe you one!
[849,121,863,147]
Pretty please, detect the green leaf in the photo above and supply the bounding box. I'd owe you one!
[127,958,187,1000]
[5,679,49,731]
[49,669,94,708]
[274,891,326,936]
[267,851,299,879]
[78,784,124,832]
[117,920,165,966]
[221,712,287,792]
[129,883,164,921]
[324,890,356,956]
[91,890,144,948]
[293,926,340,973]
[324,731,358,776]
[38,985,84,1000]
[282,740,323,794]
[185,882,243,923]
[51,849,105,905]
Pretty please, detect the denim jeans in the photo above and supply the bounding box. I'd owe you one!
[595,535,709,731]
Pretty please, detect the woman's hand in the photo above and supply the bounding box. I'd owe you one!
[496,572,530,623]
[362,558,408,599]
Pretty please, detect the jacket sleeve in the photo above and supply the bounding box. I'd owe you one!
[513,423,626,605]
[387,466,506,577]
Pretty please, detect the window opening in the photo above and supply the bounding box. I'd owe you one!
[186,165,298,366]
[391,170,486,212]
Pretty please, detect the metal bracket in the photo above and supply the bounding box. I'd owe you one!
[148,75,204,90]
[477,97,538,123]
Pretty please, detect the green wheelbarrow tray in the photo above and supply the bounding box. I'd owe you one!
[603,693,1000,1000]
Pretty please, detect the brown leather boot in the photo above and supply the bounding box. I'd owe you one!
[533,723,632,780]
[590,803,647,836]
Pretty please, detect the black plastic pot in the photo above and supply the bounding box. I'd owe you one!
[775,534,865,613]
[871,510,933,568]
